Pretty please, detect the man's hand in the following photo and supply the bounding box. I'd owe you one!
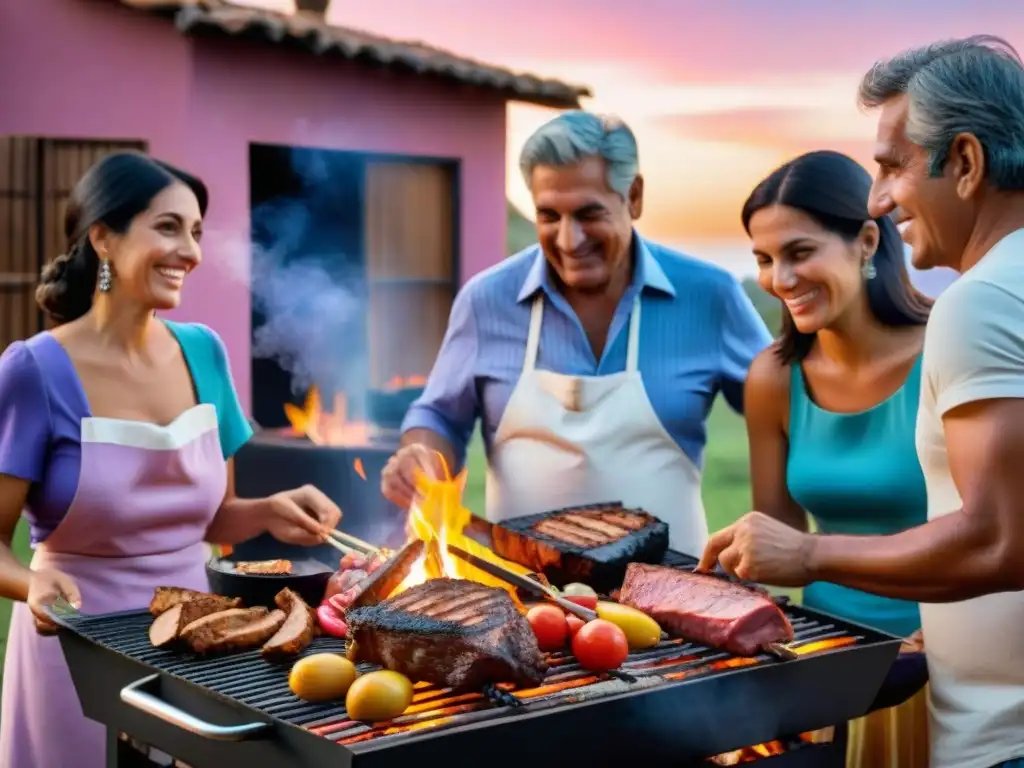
[381,444,447,510]
[697,511,817,587]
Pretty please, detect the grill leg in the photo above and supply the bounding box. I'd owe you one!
[107,730,168,768]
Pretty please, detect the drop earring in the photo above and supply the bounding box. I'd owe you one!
[98,258,113,292]
[861,257,877,280]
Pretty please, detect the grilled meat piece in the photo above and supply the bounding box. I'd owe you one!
[618,563,794,656]
[179,607,266,650]
[491,504,669,593]
[149,595,242,647]
[194,610,288,654]
[346,578,547,691]
[149,587,208,616]
[262,588,315,659]
[235,559,292,575]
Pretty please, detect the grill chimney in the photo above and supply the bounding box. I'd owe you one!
[295,0,329,15]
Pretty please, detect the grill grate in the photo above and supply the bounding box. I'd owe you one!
[56,550,867,749]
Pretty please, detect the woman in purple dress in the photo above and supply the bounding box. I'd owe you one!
[0,152,342,767]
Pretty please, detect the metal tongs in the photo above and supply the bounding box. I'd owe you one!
[445,544,670,640]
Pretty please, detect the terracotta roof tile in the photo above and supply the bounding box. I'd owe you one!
[119,0,590,108]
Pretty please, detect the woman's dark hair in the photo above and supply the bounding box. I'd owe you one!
[741,149,932,364]
[35,151,209,325]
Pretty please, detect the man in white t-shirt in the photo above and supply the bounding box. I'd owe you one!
[699,35,1024,768]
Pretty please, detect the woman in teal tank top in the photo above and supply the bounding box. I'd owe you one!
[739,151,933,766]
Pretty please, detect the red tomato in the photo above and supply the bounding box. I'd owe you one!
[526,605,568,651]
[316,603,349,639]
[562,595,598,611]
[572,619,629,671]
[565,615,585,639]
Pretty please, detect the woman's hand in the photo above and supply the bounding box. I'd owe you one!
[265,485,342,546]
[27,568,81,635]
[900,628,925,654]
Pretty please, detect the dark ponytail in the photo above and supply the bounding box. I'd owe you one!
[741,150,932,364]
[35,151,208,325]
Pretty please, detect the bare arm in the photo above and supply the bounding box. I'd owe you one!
[745,349,808,531]
[0,474,33,602]
[204,460,268,545]
[808,397,1024,601]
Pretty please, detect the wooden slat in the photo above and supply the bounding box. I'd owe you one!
[364,161,456,387]
[0,137,145,347]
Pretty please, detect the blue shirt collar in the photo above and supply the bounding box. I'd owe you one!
[516,233,676,303]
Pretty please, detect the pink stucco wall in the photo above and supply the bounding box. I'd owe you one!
[0,0,508,412]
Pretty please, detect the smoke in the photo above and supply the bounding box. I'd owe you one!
[207,145,369,406]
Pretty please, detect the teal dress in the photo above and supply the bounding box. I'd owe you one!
[787,356,926,638]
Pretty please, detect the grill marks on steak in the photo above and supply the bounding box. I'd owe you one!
[492,505,669,593]
[346,578,547,691]
[618,563,794,656]
[188,609,288,654]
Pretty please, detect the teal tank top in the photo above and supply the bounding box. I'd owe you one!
[787,356,927,638]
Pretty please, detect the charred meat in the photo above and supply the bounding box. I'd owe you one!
[491,504,669,592]
[149,587,209,617]
[234,559,292,575]
[149,594,242,647]
[346,578,547,691]
[618,563,794,656]
[262,588,315,659]
[182,607,288,654]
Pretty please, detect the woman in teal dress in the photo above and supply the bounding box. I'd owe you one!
[740,151,932,766]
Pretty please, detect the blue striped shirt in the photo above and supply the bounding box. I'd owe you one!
[402,236,773,470]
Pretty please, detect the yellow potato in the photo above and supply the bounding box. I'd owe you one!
[345,670,414,722]
[595,601,662,650]
[289,654,358,702]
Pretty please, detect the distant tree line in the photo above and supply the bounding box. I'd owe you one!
[506,202,782,336]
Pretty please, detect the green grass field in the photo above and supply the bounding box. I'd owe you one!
[0,401,754,690]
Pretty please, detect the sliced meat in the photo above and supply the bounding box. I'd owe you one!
[346,578,547,692]
[618,563,794,656]
[491,505,669,593]
[235,559,292,575]
[262,588,315,659]
[148,595,242,647]
[179,607,269,650]
[189,610,288,654]
[149,587,207,616]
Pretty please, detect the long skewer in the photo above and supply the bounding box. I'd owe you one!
[321,527,379,555]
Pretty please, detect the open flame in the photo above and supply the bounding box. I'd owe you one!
[394,452,534,606]
[284,386,372,446]
[384,375,427,390]
[709,741,787,765]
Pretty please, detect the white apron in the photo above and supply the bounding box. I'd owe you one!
[485,294,709,556]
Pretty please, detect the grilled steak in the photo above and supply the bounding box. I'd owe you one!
[491,504,669,592]
[183,606,287,654]
[149,586,208,616]
[618,563,794,656]
[346,578,547,691]
[149,594,242,647]
[262,588,315,659]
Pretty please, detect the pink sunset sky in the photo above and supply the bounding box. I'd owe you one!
[252,1,1021,246]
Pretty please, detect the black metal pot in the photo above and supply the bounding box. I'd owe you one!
[205,555,333,609]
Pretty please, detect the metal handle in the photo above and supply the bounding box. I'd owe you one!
[121,674,271,741]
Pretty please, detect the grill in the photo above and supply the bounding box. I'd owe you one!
[55,552,899,767]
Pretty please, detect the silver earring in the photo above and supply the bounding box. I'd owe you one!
[98,259,113,292]
[861,257,877,280]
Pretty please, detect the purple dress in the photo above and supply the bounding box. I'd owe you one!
[0,325,252,768]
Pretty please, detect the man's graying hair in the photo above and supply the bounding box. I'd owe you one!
[519,111,639,198]
[858,34,1024,190]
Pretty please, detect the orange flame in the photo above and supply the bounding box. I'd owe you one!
[394,452,534,603]
[284,387,372,447]
[384,375,427,390]
[353,458,367,481]
[709,741,787,765]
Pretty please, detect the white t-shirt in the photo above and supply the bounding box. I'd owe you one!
[916,228,1024,768]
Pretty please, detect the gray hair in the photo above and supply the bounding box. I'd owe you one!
[858,35,1024,190]
[518,111,639,198]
